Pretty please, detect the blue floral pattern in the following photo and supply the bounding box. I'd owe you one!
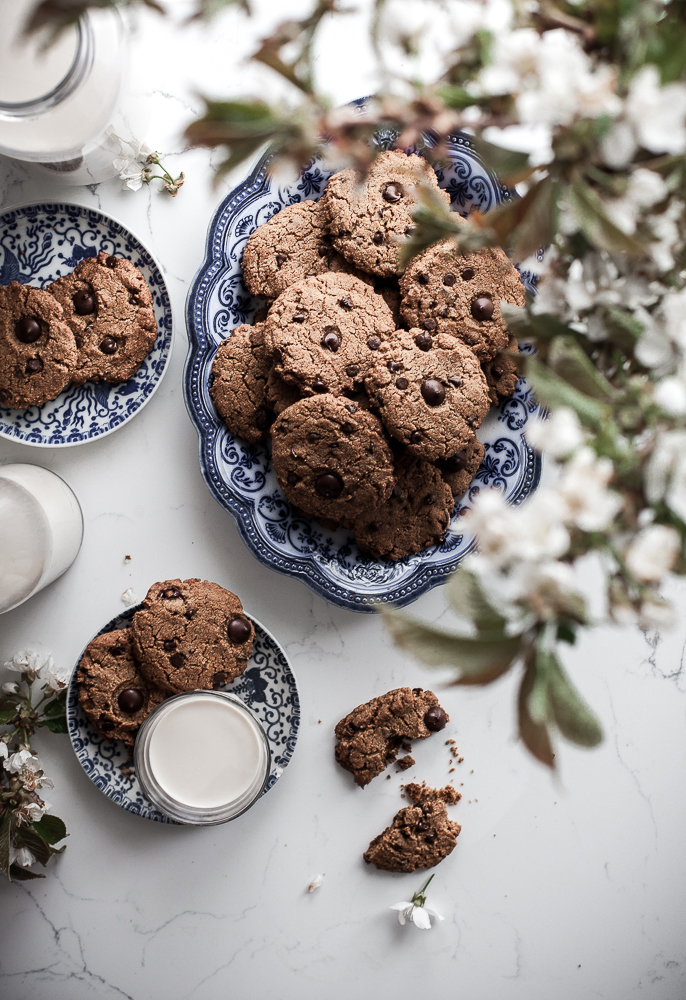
[67,606,299,824]
[0,203,173,447]
[184,130,542,613]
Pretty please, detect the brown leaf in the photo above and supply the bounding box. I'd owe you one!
[518,654,555,767]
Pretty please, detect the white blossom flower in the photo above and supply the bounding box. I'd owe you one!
[463,488,569,570]
[653,376,686,416]
[390,901,444,929]
[308,873,325,892]
[38,655,69,691]
[23,801,47,822]
[5,748,36,773]
[4,750,53,791]
[121,587,138,607]
[3,649,44,676]
[556,448,622,531]
[10,846,37,868]
[625,525,680,582]
[113,138,154,192]
[1,681,20,696]
[526,408,584,459]
[645,430,686,524]
[604,169,669,235]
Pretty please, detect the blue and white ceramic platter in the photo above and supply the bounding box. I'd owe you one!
[185,126,542,613]
[0,203,173,447]
[67,606,299,824]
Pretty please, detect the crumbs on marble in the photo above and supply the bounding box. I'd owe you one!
[124,554,132,563]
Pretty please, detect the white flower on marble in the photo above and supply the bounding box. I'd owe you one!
[22,801,47,822]
[10,845,37,869]
[526,408,584,459]
[121,587,138,607]
[625,525,681,583]
[308,873,325,892]
[4,749,53,791]
[3,649,45,676]
[390,874,443,930]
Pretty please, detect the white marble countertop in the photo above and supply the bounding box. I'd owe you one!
[1,4,685,998]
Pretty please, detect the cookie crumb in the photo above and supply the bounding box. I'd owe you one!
[396,755,415,771]
[124,555,132,563]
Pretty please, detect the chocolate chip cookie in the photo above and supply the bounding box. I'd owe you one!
[363,783,462,872]
[265,273,396,397]
[132,579,254,695]
[266,367,302,415]
[435,437,485,497]
[0,281,77,409]
[482,335,520,406]
[351,454,454,560]
[77,629,166,746]
[399,241,526,361]
[335,687,449,787]
[271,394,395,522]
[241,199,359,299]
[49,251,156,385]
[320,150,450,276]
[210,322,273,444]
[364,331,490,461]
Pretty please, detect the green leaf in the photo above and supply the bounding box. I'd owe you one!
[383,611,522,685]
[0,811,11,881]
[39,716,68,735]
[500,303,579,344]
[32,815,67,846]
[485,175,559,259]
[8,865,45,881]
[0,707,17,724]
[524,355,610,429]
[547,657,603,748]
[16,826,53,867]
[473,137,536,186]
[602,306,645,352]
[557,622,577,645]
[548,336,619,402]
[44,697,67,718]
[566,180,643,258]
[445,567,508,638]
[518,654,555,768]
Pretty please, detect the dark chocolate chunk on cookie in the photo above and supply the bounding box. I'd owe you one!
[77,629,166,746]
[436,436,485,498]
[363,783,461,872]
[49,251,156,385]
[131,578,254,694]
[210,322,274,444]
[334,687,449,787]
[0,281,76,409]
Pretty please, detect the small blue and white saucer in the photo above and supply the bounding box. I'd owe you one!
[67,605,299,823]
[0,203,173,448]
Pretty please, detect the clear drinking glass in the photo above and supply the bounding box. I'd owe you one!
[0,0,150,184]
[0,464,83,614]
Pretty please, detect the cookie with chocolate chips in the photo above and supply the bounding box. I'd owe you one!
[435,436,485,497]
[364,331,490,462]
[265,272,396,397]
[131,578,254,695]
[266,366,303,416]
[335,687,449,787]
[399,240,525,361]
[320,150,450,276]
[49,251,156,385]
[210,322,274,445]
[271,394,395,522]
[77,629,166,746]
[351,453,454,560]
[363,783,462,872]
[241,199,361,298]
[482,335,520,406]
[0,281,76,409]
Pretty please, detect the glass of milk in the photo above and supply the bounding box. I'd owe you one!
[0,463,84,614]
[135,691,272,825]
[0,0,149,185]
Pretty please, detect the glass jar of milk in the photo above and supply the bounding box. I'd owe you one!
[0,464,83,614]
[0,0,150,185]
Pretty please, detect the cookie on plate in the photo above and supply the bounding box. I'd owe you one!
[320,150,450,276]
[132,578,254,695]
[350,453,454,560]
[49,251,156,385]
[265,273,396,397]
[241,199,358,299]
[266,367,302,416]
[0,281,76,409]
[271,394,395,523]
[364,331,490,462]
[435,437,485,497]
[363,783,462,872]
[482,334,520,406]
[335,687,449,787]
[399,241,525,361]
[210,322,273,444]
[77,629,166,746]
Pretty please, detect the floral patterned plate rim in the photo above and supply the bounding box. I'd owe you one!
[185,126,542,613]
[0,201,173,448]
[67,604,299,824]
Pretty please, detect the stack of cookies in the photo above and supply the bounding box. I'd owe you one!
[211,149,525,561]
[77,578,254,747]
[0,252,156,410]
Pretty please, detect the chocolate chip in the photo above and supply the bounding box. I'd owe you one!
[346,364,360,377]
[443,273,456,286]
[372,232,384,245]
[395,377,409,390]
[322,330,340,352]
[448,376,462,388]
[416,273,430,285]
[414,332,433,351]
[99,336,117,354]
[383,182,403,203]
[15,317,41,343]
[387,361,402,373]
[367,337,381,350]
[424,832,437,844]
[73,290,95,315]
[342,422,355,435]
[313,376,327,392]
[163,639,177,651]
[275,252,287,266]
[105,255,118,268]
[471,295,494,320]
[169,652,186,668]
[287,470,299,486]
[227,616,252,643]
[491,366,504,379]
[410,430,423,443]
[442,450,467,473]
[412,687,423,694]
[424,705,448,731]
[212,671,228,689]
[422,803,433,815]
[421,379,445,406]
[0,390,9,406]
[307,431,321,442]
[369,520,383,531]
[315,472,343,498]
[161,587,181,599]
[423,317,437,331]
[25,358,43,374]
[339,297,353,309]
[416,820,430,832]
[118,689,144,714]
[465,414,477,427]
[184,609,196,620]
[461,267,475,281]
[293,311,306,323]
[317,244,329,257]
